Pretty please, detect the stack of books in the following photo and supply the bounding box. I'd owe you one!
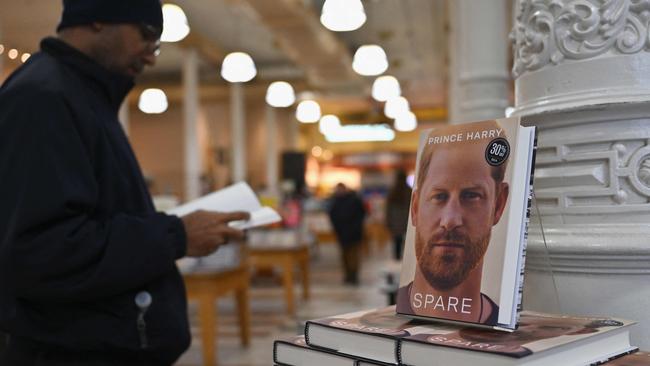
[273,306,637,366]
[273,118,640,365]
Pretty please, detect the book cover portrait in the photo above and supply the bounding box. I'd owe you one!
[406,312,628,358]
[397,118,534,329]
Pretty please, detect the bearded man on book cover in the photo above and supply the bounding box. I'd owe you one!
[397,120,510,325]
[406,313,620,357]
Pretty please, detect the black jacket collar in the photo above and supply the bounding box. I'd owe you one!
[40,37,134,111]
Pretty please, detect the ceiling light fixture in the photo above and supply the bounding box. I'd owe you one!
[296,100,322,123]
[352,45,388,76]
[325,124,395,143]
[394,111,418,132]
[372,75,401,102]
[161,4,190,42]
[221,52,257,83]
[311,145,323,157]
[0,45,4,55]
[20,53,31,63]
[319,114,341,135]
[8,49,18,60]
[138,88,169,114]
[266,81,296,108]
[320,0,366,32]
[384,96,410,119]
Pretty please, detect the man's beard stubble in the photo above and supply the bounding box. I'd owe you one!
[90,39,142,77]
[415,228,490,291]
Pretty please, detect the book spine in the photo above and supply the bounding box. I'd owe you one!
[589,348,639,365]
[518,131,538,315]
[304,322,312,345]
[272,340,285,365]
[303,322,341,354]
[396,338,403,365]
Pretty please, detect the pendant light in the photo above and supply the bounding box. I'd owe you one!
[221,52,257,83]
[296,100,322,123]
[319,115,341,135]
[266,81,296,108]
[372,76,401,102]
[353,45,388,76]
[138,88,169,114]
[384,96,410,119]
[320,0,366,32]
[394,111,418,132]
[161,4,190,42]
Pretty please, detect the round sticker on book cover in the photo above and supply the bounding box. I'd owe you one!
[485,138,510,166]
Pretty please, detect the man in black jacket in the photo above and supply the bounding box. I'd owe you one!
[328,183,366,285]
[0,1,248,365]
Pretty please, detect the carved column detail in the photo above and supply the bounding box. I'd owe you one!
[533,107,650,221]
[513,0,650,349]
[513,0,650,115]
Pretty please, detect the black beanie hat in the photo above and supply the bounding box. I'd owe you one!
[57,0,164,32]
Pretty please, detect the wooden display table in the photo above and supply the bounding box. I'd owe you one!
[248,245,310,316]
[314,230,338,245]
[365,222,390,253]
[184,266,251,366]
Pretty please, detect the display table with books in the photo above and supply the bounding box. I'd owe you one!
[180,243,251,366]
[248,229,310,316]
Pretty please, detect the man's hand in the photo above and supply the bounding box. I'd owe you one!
[180,210,250,257]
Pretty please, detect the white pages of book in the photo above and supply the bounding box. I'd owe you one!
[167,182,281,229]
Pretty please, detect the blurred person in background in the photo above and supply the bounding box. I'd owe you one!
[328,183,366,285]
[385,170,412,260]
[0,1,248,365]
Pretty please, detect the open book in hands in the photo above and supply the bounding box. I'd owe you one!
[166,182,281,229]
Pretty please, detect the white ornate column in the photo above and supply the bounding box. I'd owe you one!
[448,0,510,123]
[231,83,246,183]
[512,0,650,349]
[183,49,202,200]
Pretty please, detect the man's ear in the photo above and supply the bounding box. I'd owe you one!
[492,182,509,225]
[410,189,419,227]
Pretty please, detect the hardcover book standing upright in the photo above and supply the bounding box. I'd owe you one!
[396,117,536,330]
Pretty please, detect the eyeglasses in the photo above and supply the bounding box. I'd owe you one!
[137,23,162,56]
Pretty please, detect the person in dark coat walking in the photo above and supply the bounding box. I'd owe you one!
[328,183,366,285]
[0,1,248,365]
[385,170,412,260]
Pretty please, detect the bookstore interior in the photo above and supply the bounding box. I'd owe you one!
[1,0,650,365]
